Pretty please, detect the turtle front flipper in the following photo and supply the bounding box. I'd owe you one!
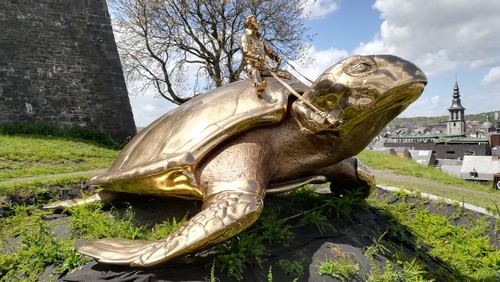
[79,180,264,267]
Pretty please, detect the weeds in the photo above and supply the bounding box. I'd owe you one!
[69,203,145,240]
[371,197,500,280]
[215,232,265,281]
[367,259,430,282]
[299,210,335,234]
[277,259,304,279]
[267,266,273,282]
[393,189,411,202]
[321,192,368,218]
[316,257,359,281]
[0,207,87,281]
[257,212,294,247]
[364,231,390,259]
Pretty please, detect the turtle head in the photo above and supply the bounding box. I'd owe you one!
[294,55,427,136]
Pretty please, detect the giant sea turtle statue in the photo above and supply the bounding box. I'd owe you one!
[45,54,427,267]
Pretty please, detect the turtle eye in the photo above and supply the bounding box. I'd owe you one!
[351,62,370,72]
[342,55,378,77]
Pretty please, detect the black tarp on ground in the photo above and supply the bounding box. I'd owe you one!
[39,188,494,282]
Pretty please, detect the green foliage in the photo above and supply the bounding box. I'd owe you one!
[267,266,273,282]
[209,259,218,282]
[0,121,125,148]
[277,259,304,279]
[149,215,188,241]
[0,206,86,281]
[69,202,145,240]
[316,257,359,281]
[320,192,368,219]
[215,233,265,281]
[256,212,295,247]
[392,189,412,202]
[371,198,500,280]
[368,260,430,282]
[364,231,390,259]
[299,210,335,234]
[281,185,324,207]
[0,135,118,181]
[214,211,295,280]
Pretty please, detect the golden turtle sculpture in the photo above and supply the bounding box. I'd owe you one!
[45,54,427,267]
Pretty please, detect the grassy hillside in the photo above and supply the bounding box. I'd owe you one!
[390,110,500,126]
[0,135,118,181]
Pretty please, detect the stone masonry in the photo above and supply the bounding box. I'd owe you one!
[0,0,136,140]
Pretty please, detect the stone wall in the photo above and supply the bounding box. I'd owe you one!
[0,0,136,140]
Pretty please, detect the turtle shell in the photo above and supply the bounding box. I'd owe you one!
[90,77,308,199]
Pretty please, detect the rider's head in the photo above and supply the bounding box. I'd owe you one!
[244,15,259,31]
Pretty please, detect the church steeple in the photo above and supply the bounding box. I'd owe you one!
[448,81,465,110]
[447,81,466,136]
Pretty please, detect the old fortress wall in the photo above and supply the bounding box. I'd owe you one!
[0,0,136,140]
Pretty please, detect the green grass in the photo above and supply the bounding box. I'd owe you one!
[0,135,118,181]
[0,121,126,148]
[357,150,500,211]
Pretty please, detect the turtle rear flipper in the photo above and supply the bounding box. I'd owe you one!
[79,180,264,267]
[318,158,376,198]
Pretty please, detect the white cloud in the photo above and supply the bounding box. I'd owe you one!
[401,95,442,117]
[482,67,500,86]
[355,0,500,77]
[288,46,348,83]
[302,0,339,20]
[129,93,177,127]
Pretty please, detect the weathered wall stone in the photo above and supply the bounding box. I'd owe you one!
[0,0,136,140]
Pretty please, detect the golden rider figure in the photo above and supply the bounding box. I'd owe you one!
[241,15,282,97]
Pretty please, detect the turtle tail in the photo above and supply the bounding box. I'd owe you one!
[78,180,264,267]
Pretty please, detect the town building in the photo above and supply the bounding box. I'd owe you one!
[383,81,493,160]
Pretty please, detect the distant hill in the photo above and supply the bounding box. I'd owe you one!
[390,111,500,127]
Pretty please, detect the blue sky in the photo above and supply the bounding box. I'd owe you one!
[128,0,500,127]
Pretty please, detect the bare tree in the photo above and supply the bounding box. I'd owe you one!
[109,0,313,104]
